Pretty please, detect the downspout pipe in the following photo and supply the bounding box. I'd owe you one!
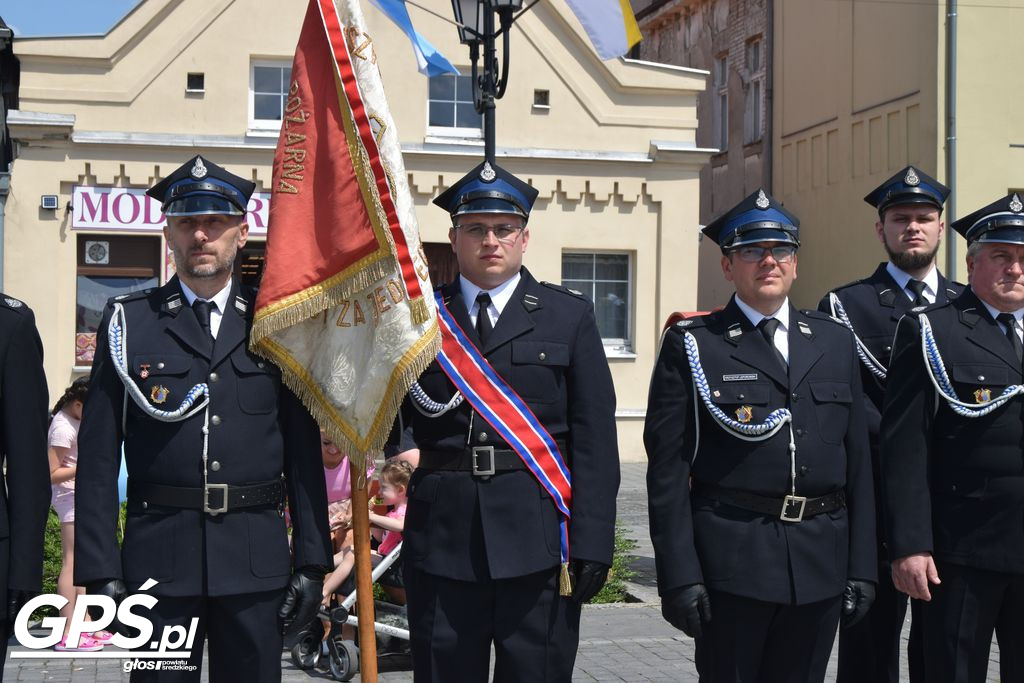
[945,0,957,278]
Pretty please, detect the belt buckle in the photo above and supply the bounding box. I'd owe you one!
[204,483,229,516]
[780,495,807,523]
[471,446,496,477]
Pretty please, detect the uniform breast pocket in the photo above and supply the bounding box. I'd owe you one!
[709,382,771,423]
[950,363,1010,405]
[809,380,853,444]
[132,354,193,410]
[230,353,280,415]
[511,341,570,404]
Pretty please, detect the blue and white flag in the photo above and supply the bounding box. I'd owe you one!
[369,0,459,76]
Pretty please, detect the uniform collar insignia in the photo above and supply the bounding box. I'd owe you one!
[798,321,813,337]
[191,157,208,179]
[522,293,540,311]
[234,295,248,314]
[755,190,770,209]
[1011,193,1023,213]
[904,167,920,186]
[727,324,743,339]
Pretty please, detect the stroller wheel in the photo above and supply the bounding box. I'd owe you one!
[289,619,324,671]
[328,638,359,681]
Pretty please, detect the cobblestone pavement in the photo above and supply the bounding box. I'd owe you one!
[4,463,1000,681]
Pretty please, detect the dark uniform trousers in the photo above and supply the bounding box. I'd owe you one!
[819,264,963,683]
[75,277,332,682]
[882,289,1024,683]
[399,269,620,682]
[645,299,876,683]
[0,297,51,680]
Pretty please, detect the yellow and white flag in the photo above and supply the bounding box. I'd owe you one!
[565,0,642,60]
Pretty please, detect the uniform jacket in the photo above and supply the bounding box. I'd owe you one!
[75,277,332,597]
[818,263,964,444]
[819,264,963,560]
[644,298,876,605]
[881,288,1024,575]
[0,297,51,620]
[400,268,620,581]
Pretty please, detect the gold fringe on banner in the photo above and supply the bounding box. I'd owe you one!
[256,322,440,470]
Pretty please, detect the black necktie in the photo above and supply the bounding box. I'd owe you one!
[758,317,788,372]
[192,299,216,344]
[996,313,1023,364]
[906,279,928,307]
[475,292,493,347]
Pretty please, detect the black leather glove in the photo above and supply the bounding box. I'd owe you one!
[6,589,39,626]
[570,560,610,605]
[661,583,712,638]
[85,579,129,634]
[279,565,327,642]
[841,579,876,628]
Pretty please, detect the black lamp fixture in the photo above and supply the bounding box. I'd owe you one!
[448,0,528,163]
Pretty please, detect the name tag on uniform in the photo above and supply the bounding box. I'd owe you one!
[722,373,758,382]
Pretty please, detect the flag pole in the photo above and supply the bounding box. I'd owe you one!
[350,465,379,682]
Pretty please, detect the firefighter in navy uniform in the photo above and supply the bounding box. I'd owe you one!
[881,193,1024,683]
[398,161,620,682]
[819,166,963,683]
[0,296,50,678]
[645,189,876,683]
[74,156,332,682]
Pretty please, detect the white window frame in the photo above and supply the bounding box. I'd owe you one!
[744,38,764,145]
[561,251,634,356]
[425,72,483,141]
[248,59,293,136]
[713,54,728,152]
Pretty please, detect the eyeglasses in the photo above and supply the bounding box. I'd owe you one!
[732,245,797,263]
[453,224,525,243]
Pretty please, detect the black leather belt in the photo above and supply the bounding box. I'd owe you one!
[128,479,284,516]
[692,481,846,523]
[420,441,567,477]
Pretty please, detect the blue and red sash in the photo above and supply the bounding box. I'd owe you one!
[433,291,573,571]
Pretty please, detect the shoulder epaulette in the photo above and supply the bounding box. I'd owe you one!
[540,281,587,299]
[0,294,32,317]
[801,309,845,326]
[107,288,153,307]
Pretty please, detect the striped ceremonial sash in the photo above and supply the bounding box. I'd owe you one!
[434,292,574,572]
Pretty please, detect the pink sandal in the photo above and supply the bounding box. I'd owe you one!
[54,634,104,652]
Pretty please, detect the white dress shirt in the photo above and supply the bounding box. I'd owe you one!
[886,262,939,305]
[734,295,790,363]
[179,279,233,339]
[460,272,522,329]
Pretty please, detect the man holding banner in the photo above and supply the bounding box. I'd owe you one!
[396,160,621,682]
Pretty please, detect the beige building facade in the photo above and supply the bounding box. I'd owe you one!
[5,0,712,461]
[773,0,1024,307]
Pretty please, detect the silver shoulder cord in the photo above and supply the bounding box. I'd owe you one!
[828,292,888,380]
[680,331,801,501]
[409,380,463,417]
[107,303,219,510]
[918,313,1024,417]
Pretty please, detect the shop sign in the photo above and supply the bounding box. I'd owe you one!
[71,186,270,235]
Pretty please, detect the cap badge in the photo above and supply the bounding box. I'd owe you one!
[150,385,170,404]
[735,405,753,423]
[904,167,920,186]
[974,388,992,404]
[755,190,770,210]
[480,162,496,182]
[1011,194,1023,213]
[190,157,208,179]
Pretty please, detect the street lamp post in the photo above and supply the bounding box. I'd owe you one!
[449,0,525,164]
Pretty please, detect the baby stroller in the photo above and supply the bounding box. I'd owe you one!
[290,541,410,681]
